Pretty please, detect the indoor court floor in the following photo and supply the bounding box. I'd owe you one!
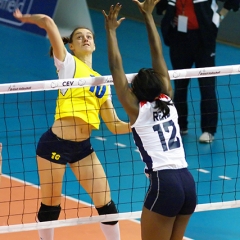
[0,8,240,240]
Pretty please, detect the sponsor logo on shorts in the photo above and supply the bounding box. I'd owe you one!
[51,152,61,160]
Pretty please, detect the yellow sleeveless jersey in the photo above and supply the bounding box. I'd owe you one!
[54,56,110,129]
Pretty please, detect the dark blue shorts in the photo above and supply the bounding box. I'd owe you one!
[144,168,197,217]
[36,128,94,165]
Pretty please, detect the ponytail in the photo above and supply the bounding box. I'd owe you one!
[49,37,70,57]
[154,98,172,119]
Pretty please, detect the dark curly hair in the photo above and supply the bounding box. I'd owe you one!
[131,68,172,118]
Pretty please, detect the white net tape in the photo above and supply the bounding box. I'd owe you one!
[0,65,240,94]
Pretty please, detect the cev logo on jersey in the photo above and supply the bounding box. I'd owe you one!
[51,152,61,161]
[0,0,33,26]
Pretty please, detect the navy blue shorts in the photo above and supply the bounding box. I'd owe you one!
[144,168,197,217]
[36,128,94,165]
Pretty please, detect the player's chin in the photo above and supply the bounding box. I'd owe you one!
[81,48,94,54]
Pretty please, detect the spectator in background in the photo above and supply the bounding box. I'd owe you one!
[156,0,240,143]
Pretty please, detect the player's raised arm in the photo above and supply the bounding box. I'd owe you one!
[133,0,172,98]
[13,9,66,61]
[103,4,139,122]
[100,99,131,134]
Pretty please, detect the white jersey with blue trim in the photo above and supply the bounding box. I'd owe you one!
[131,94,188,173]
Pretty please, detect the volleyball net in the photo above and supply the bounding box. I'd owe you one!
[0,64,240,234]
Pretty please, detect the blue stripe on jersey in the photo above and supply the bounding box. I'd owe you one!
[132,127,153,173]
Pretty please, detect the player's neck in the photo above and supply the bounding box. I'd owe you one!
[78,55,92,68]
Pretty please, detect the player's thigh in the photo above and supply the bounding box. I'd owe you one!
[37,156,66,205]
[170,214,192,240]
[70,152,111,206]
[141,206,176,240]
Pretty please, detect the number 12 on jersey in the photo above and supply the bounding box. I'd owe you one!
[153,120,180,151]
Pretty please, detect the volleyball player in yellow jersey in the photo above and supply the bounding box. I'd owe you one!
[14,9,130,240]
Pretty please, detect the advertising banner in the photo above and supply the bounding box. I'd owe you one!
[0,0,58,36]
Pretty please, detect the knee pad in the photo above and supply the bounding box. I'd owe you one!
[96,200,118,225]
[37,202,61,222]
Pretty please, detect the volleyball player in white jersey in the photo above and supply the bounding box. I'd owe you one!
[103,1,196,239]
[14,8,131,240]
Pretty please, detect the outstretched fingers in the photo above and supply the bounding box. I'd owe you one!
[132,0,160,4]
[102,4,114,19]
[102,3,125,30]
[13,8,31,22]
[132,0,160,14]
[13,8,22,19]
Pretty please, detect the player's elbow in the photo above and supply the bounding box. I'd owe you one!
[106,122,131,135]
[107,123,120,134]
[107,126,118,135]
[42,15,56,29]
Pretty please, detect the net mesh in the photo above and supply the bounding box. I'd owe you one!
[0,65,240,233]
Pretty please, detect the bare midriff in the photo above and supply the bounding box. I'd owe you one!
[52,117,93,142]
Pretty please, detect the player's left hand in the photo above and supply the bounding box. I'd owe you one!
[132,0,160,15]
[102,3,125,31]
